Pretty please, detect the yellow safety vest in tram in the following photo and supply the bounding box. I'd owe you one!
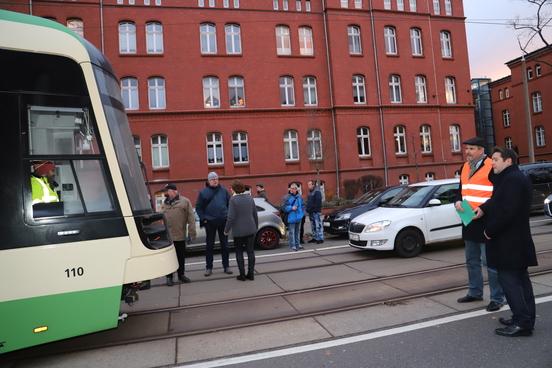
[31,175,59,204]
[460,157,493,209]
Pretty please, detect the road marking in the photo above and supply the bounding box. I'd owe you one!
[177,295,552,368]
[184,244,350,267]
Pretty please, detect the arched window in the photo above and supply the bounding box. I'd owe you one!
[536,64,542,77]
[502,110,511,127]
[148,77,166,109]
[303,76,318,106]
[415,75,427,103]
[505,137,512,149]
[384,26,397,55]
[280,76,295,106]
[409,0,417,11]
[276,25,291,55]
[420,125,432,153]
[433,0,440,14]
[225,24,242,54]
[133,136,142,160]
[348,25,362,54]
[200,23,217,54]
[425,172,435,181]
[203,76,220,108]
[206,132,224,164]
[151,134,169,168]
[307,129,323,160]
[444,0,452,15]
[399,174,409,185]
[119,21,136,54]
[299,26,314,55]
[146,22,164,54]
[389,74,402,103]
[228,76,245,107]
[449,124,461,152]
[536,126,546,147]
[394,125,407,154]
[67,18,84,37]
[397,0,404,11]
[440,31,452,58]
[445,76,457,104]
[357,127,371,157]
[352,75,366,104]
[121,77,139,110]
[410,28,423,56]
[284,130,299,161]
[232,131,249,163]
[532,92,542,113]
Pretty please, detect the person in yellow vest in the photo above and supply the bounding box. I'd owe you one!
[454,137,505,311]
[31,161,59,204]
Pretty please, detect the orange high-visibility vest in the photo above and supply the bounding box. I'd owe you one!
[460,157,493,209]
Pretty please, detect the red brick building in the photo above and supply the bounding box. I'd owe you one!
[5,0,475,206]
[489,45,552,163]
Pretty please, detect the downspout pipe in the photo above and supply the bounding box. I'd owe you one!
[100,0,105,53]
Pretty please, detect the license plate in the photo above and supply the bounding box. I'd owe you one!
[323,222,330,227]
[350,234,360,241]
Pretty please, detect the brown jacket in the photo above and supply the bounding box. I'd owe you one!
[161,195,196,242]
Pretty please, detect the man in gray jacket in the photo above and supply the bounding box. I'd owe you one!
[224,180,259,280]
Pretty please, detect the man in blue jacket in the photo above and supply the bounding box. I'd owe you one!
[196,172,233,276]
[306,180,324,244]
[283,183,304,251]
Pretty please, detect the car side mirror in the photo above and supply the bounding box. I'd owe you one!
[428,198,442,207]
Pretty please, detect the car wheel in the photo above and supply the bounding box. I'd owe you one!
[394,228,424,258]
[256,227,280,250]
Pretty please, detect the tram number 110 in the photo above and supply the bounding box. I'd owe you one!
[65,267,85,278]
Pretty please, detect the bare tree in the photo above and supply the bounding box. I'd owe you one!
[512,0,552,52]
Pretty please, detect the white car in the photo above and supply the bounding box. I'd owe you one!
[349,179,462,257]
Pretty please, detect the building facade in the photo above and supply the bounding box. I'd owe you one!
[5,0,474,206]
[489,45,552,163]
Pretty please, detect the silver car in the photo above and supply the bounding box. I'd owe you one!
[187,197,286,251]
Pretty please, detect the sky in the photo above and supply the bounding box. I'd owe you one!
[464,0,552,81]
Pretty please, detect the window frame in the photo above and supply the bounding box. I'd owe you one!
[352,74,366,104]
[445,76,457,104]
[299,26,314,56]
[536,126,546,147]
[276,25,292,55]
[303,76,318,106]
[146,21,164,54]
[206,132,224,165]
[415,75,427,103]
[307,129,323,160]
[532,92,543,113]
[200,23,217,54]
[348,25,362,55]
[225,23,242,55]
[420,124,432,154]
[284,129,300,161]
[357,126,371,157]
[147,77,166,110]
[440,31,452,58]
[119,21,137,54]
[203,76,221,109]
[280,76,296,106]
[394,125,407,154]
[410,27,423,56]
[389,74,402,103]
[228,76,245,108]
[502,110,511,127]
[384,26,398,55]
[151,134,169,169]
[449,124,461,152]
[121,77,139,110]
[232,131,249,163]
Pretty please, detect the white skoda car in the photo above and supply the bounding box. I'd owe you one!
[349,179,462,257]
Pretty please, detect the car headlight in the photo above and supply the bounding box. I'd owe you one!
[545,198,551,205]
[363,220,391,233]
[335,213,351,221]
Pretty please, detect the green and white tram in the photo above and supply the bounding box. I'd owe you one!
[0,10,178,353]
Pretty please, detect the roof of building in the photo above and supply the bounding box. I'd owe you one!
[506,44,552,67]
[488,75,511,87]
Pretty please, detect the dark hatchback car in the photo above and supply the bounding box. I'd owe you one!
[519,162,552,212]
[323,185,404,236]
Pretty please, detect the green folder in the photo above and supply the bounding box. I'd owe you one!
[456,199,475,226]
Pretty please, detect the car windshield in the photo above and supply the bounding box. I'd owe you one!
[353,189,384,204]
[384,185,433,208]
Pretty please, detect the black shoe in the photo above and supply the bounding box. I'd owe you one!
[179,275,191,284]
[308,239,317,243]
[166,277,174,287]
[457,295,483,303]
[236,275,247,281]
[204,269,212,277]
[316,240,324,244]
[499,317,514,326]
[246,273,254,280]
[495,325,532,337]
[486,301,503,312]
[224,268,233,275]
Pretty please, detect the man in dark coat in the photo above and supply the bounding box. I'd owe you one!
[475,147,538,337]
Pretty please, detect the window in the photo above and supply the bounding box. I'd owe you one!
[444,0,452,15]
[440,31,452,58]
[156,0,161,5]
[409,0,416,11]
[276,25,291,55]
[198,0,204,6]
[425,172,435,181]
[208,0,215,7]
[234,0,239,7]
[133,136,142,160]
[433,0,440,14]
[355,0,362,8]
[445,76,456,104]
[399,174,409,185]
[283,0,289,10]
[533,92,542,113]
[306,0,311,11]
[397,0,404,11]
[502,110,511,127]
[348,25,362,54]
[454,170,460,178]
[384,0,391,9]
[224,0,229,7]
[67,18,84,37]
[299,27,314,55]
[228,76,245,107]
[146,22,164,54]
[505,88,510,98]
[200,23,217,54]
[536,64,542,77]
[225,24,242,54]
[119,22,136,54]
[203,76,220,108]
[410,28,423,56]
[151,135,169,169]
[415,75,427,103]
[499,89,504,100]
[340,0,348,7]
[352,75,366,104]
[206,132,224,165]
[121,77,139,110]
[232,131,249,163]
[273,0,279,9]
[394,125,407,154]
[280,76,295,106]
[303,76,318,106]
[148,77,166,109]
[384,26,397,55]
[536,126,546,147]
[449,124,461,152]
[420,125,432,153]
[284,130,299,160]
[527,67,534,80]
[389,74,402,103]
[357,127,371,157]
[296,0,302,10]
[307,129,323,160]
[505,136,512,149]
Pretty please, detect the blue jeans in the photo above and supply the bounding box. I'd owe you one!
[464,240,505,303]
[309,212,324,241]
[288,222,301,250]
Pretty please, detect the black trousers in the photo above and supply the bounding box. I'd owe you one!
[167,240,186,279]
[234,234,255,276]
[498,268,536,329]
[205,219,229,270]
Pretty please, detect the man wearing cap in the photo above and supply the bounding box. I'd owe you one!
[454,137,505,311]
[196,172,232,276]
[162,183,196,286]
[31,161,59,205]
[256,183,268,201]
